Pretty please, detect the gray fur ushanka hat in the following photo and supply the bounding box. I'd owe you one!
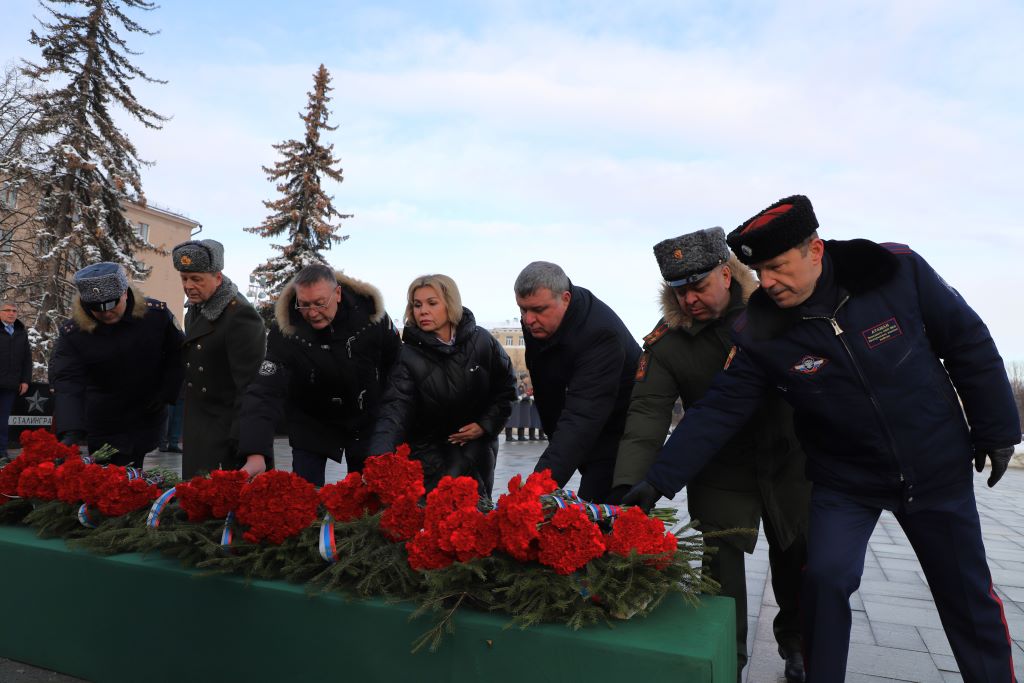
[172,239,225,273]
[653,227,730,287]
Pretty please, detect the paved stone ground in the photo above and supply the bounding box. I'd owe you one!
[4,438,1023,682]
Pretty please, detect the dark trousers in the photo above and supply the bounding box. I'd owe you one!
[291,439,369,487]
[88,412,164,470]
[803,485,1015,683]
[0,388,16,454]
[159,398,184,448]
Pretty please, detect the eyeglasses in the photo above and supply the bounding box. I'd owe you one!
[295,300,333,311]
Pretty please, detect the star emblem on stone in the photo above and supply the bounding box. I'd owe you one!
[25,390,49,414]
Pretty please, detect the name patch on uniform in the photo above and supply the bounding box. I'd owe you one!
[259,360,277,376]
[790,355,828,375]
[861,318,902,349]
[634,351,651,382]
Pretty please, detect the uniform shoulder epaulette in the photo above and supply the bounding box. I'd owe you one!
[642,319,671,348]
[880,242,912,255]
[145,299,167,310]
[59,320,78,335]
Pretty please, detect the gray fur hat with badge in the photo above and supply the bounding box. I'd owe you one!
[172,239,225,273]
[73,262,129,310]
[653,227,730,287]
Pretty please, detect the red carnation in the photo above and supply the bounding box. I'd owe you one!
[55,458,89,504]
[403,476,490,570]
[379,494,424,542]
[318,472,382,522]
[406,529,453,571]
[362,446,425,505]
[446,508,499,562]
[605,506,678,568]
[492,471,556,562]
[16,461,58,500]
[537,507,606,575]
[236,470,318,544]
[176,470,249,522]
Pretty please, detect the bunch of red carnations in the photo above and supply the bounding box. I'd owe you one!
[0,429,79,504]
[235,470,319,544]
[175,470,249,522]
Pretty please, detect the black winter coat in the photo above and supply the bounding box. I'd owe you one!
[368,308,516,494]
[0,319,32,389]
[239,273,401,467]
[50,288,184,439]
[525,285,641,489]
[647,240,1021,509]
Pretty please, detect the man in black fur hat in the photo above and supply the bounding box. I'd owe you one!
[623,195,1019,682]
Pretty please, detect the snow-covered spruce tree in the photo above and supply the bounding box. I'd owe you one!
[18,0,166,371]
[246,64,351,320]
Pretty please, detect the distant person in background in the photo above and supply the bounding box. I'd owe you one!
[174,239,265,478]
[0,301,32,458]
[239,264,400,485]
[370,274,515,496]
[158,386,184,454]
[514,261,640,502]
[50,263,184,468]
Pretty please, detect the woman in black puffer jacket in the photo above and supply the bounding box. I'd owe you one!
[368,274,516,496]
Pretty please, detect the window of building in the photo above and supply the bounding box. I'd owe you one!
[518,336,524,345]
[0,183,16,210]
[134,222,150,243]
[505,336,513,345]
[0,229,13,255]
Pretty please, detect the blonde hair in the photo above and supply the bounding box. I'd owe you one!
[405,274,463,327]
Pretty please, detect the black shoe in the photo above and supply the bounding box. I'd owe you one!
[157,445,170,453]
[168,445,182,453]
[779,647,805,682]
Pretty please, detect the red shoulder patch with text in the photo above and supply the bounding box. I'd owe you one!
[634,351,651,382]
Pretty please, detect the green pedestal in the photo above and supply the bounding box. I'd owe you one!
[0,525,735,682]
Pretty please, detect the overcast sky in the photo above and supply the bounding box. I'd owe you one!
[3,1,1023,360]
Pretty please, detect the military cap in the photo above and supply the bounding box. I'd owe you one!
[73,262,129,311]
[653,227,730,287]
[727,195,819,265]
[172,239,225,273]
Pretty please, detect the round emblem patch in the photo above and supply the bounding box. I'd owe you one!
[258,360,277,376]
[741,245,753,257]
[673,248,683,260]
[180,255,192,266]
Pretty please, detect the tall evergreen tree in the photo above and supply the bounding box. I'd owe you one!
[18,0,166,366]
[246,64,351,317]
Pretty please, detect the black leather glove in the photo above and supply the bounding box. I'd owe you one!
[620,481,663,514]
[974,446,1014,487]
[59,431,86,447]
[604,484,631,505]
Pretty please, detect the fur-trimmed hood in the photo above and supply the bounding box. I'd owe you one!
[659,254,758,330]
[71,286,148,333]
[274,271,386,336]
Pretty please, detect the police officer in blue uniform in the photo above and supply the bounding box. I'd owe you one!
[51,262,185,468]
[623,195,1019,682]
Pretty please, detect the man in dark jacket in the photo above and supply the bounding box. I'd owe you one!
[240,264,401,485]
[614,227,809,681]
[0,301,32,457]
[50,263,184,467]
[515,261,640,502]
[174,239,266,478]
[624,195,1020,682]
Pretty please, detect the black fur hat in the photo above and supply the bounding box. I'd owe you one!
[727,195,819,265]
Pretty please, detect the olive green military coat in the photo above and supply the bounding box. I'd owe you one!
[614,259,809,552]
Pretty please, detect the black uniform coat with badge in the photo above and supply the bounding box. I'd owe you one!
[368,308,516,495]
[239,272,401,469]
[50,287,184,454]
[182,278,265,478]
[0,319,32,390]
[525,284,641,494]
[614,258,809,552]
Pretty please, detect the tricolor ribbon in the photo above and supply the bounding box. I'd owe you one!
[319,514,338,563]
[220,511,235,548]
[146,487,177,528]
[77,504,100,528]
[125,467,143,481]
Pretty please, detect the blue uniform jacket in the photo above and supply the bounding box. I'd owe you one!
[646,239,1020,509]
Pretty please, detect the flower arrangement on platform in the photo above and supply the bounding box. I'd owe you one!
[0,429,720,652]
